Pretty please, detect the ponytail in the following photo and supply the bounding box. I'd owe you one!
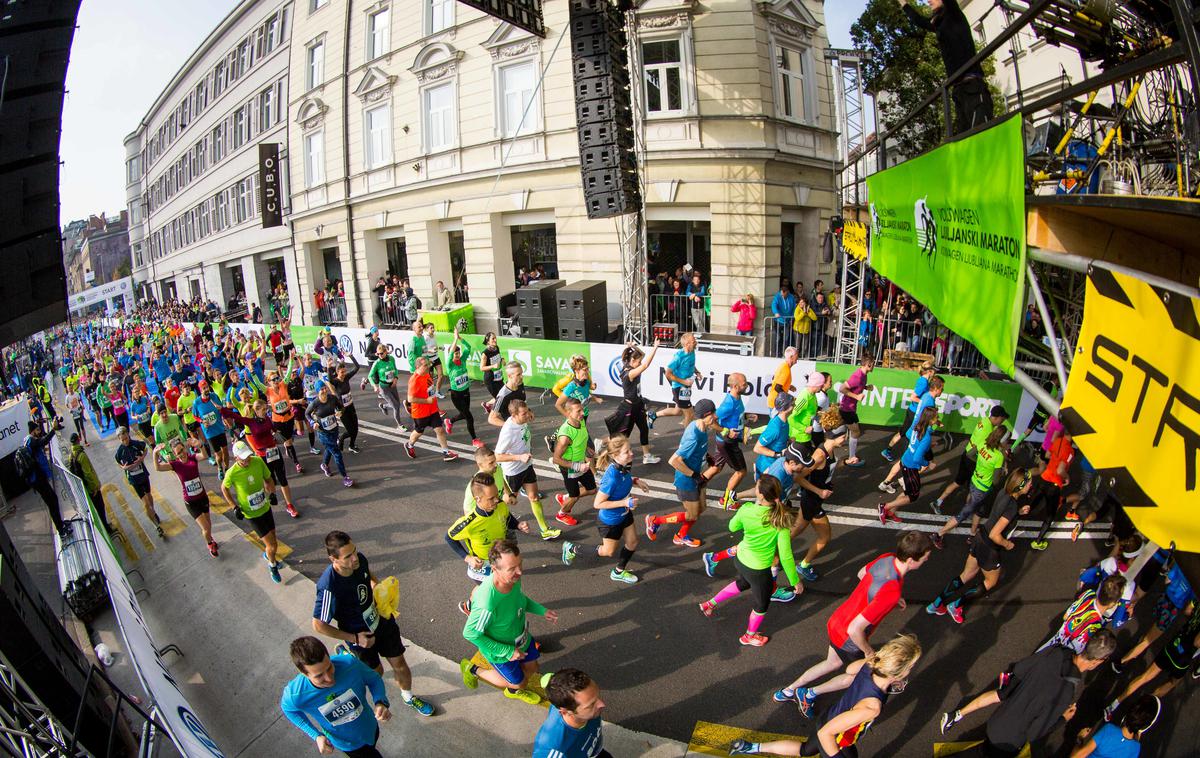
[597,435,630,473]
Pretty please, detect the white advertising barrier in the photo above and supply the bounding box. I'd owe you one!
[50,445,227,757]
[590,343,816,416]
[0,400,32,458]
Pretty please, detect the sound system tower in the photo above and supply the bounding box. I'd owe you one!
[556,280,608,342]
[569,0,641,219]
[515,279,565,339]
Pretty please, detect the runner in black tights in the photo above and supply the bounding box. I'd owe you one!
[326,357,361,454]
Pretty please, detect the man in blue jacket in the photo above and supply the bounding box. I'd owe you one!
[770,283,797,356]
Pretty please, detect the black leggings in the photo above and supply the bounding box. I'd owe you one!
[735,561,775,614]
[605,400,649,446]
[1029,477,1064,541]
[449,390,477,439]
[339,405,359,448]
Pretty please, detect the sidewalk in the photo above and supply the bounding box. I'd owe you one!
[3,425,687,758]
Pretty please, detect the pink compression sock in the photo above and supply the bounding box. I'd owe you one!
[711,581,742,606]
[747,611,766,634]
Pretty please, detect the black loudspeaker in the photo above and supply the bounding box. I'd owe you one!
[516,280,565,338]
[568,0,641,220]
[556,280,608,319]
[558,318,607,342]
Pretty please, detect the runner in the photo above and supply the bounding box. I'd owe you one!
[1037,576,1127,654]
[772,531,933,715]
[219,398,300,517]
[881,361,936,462]
[602,342,661,465]
[926,469,1035,624]
[422,322,445,398]
[296,353,325,454]
[787,372,825,453]
[649,332,700,429]
[403,357,458,462]
[129,386,153,442]
[460,539,559,705]
[221,440,284,583]
[877,375,945,490]
[878,407,938,523]
[731,635,922,756]
[837,354,875,467]
[698,475,798,646]
[549,397,594,526]
[359,326,381,391]
[312,531,435,717]
[479,331,503,413]
[714,373,755,510]
[791,416,845,582]
[928,424,1009,549]
[766,347,799,414]
[752,393,795,478]
[933,405,1010,514]
[326,356,361,454]
[449,468,531,615]
[114,426,165,539]
[647,398,720,548]
[263,363,305,473]
[366,343,409,433]
[496,399,558,540]
[533,669,609,758]
[281,636,393,758]
[106,378,130,430]
[1104,607,1200,722]
[307,383,355,486]
[191,381,230,477]
[443,328,482,447]
[68,392,89,445]
[1111,553,1195,674]
[487,360,528,427]
[1029,423,1076,551]
[1075,696,1159,758]
[153,436,218,557]
[560,434,649,584]
[553,355,601,422]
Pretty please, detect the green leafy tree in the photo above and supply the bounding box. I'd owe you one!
[851,0,1001,158]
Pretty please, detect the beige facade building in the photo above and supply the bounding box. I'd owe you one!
[286,0,841,333]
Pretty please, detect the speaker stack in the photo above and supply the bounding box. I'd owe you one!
[515,279,565,339]
[569,0,641,220]
[556,280,608,342]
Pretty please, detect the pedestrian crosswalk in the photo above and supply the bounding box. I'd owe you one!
[685,720,806,757]
[933,741,1031,757]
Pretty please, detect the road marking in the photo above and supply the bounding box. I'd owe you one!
[103,483,154,556]
[934,742,1030,757]
[244,530,294,562]
[686,720,805,757]
[354,419,1109,540]
[208,491,233,514]
[466,651,549,708]
[150,487,189,538]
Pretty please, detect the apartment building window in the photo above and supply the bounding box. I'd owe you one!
[643,38,684,115]
[774,43,809,122]
[427,0,453,35]
[423,82,455,153]
[235,178,254,223]
[211,125,225,163]
[258,84,278,130]
[133,242,143,268]
[233,104,250,149]
[368,7,390,60]
[365,104,392,169]
[311,0,328,12]
[304,131,325,187]
[307,40,325,89]
[216,191,230,230]
[498,60,538,138]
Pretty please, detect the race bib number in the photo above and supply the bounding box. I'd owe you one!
[362,604,380,632]
[112,398,126,409]
[273,400,289,414]
[678,387,692,400]
[247,490,267,509]
[183,478,203,497]
[340,392,354,406]
[317,689,365,728]
[383,370,396,383]
[451,374,469,391]
[320,415,338,431]
[266,446,281,462]
[202,411,218,427]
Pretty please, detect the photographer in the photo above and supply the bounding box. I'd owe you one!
[901,0,994,135]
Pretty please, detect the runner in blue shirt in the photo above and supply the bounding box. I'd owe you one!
[713,373,756,509]
[650,332,700,430]
[880,407,938,523]
[879,375,944,492]
[191,382,230,475]
[882,361,936,462]
[561,435,650,584]
[647,399,720,548]
[281,636,391,758]
[534,669,610,758]
[753,394,795,478]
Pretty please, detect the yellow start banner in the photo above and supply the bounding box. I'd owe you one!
[843,220,868,261]
[1060,267,1200,551]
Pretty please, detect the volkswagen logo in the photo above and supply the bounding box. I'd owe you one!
[608,357,622,385]
[338,335,353,354]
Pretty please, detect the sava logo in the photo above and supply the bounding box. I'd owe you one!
[508,350,532,375]
[507,349,576,376]
[914,197,937,266]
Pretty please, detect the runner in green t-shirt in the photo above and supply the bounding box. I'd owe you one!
[443,328,480,446]
[367,345,408,433]
[221,441,284,583]
[152,401,190,452]
[929,424,1009,550]
[933,405,1010,513]
[459,540,557,705]
[787,373,824,447]
[549,398,594,526]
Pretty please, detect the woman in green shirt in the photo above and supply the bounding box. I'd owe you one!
[444,328,479,446]
[698,475,799,647]
[928,425,1008,550]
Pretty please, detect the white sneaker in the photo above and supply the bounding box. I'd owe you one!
[642,454,661,464]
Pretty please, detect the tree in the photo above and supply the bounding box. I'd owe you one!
[851,0,1001,158]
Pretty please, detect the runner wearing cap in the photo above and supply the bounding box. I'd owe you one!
[360,325,382,391]
[222,440,286,583]
[220,398,300,517]
[646,398,720,548]
[877,376,945,492]
[838,354,875,467]
[787,372,826,455]
[881,361,936,462]
[263,361,306,474]
[933,405,1010,515]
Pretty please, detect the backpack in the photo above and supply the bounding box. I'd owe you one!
[14,442,35,481]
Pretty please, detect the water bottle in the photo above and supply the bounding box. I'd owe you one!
[94,643,114,667]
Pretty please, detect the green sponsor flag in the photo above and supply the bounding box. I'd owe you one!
[867,115,1026,375]
[434,333,588,390]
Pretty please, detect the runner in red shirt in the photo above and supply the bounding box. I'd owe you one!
[1030,424,1075,551]
[772,530,932,717]
[403,357,458,462]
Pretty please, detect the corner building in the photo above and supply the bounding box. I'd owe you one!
[287,0,840,333]
[125,0,300,312]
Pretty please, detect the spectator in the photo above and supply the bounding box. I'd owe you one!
[813,291,832,357]
[435,281,453,309]
[686,271,708,332]
[731,293,756,337]
[770,282,797,356]
[792,296,817,356]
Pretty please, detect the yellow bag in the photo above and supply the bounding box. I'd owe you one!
[373,576,400,620]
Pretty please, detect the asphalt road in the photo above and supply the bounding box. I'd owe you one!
[209,377,1195,758]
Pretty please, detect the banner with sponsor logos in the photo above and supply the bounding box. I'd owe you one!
[867,115,1026,376]
[0,400,32,458]
[1059,267,1200,552]
[842,220,868,261]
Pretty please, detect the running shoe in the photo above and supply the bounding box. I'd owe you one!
[404,443,416,459]
[1064,510,1080,521]
[360,378,369,391]
[483,400,495,414]
[702,552,718,578]
[207,456,216,466]
[555,510,578,526]
[295,462,304,474]
[1103,700,1120,723]
[1071,524,1083,543]
[442,450,458,462]
[263,553,281,584]
[719,491,736,510]
[1030,539,1049,551]
[555,493,569,508]
[610,568,638,584]
[1104,534,1117,547]
[797,564,820,582]
[398,425,410,434]
[458,600,471,616]
[881,448,895,462]
[404,696,435,717]
[673,534,701,548]
[886,510,904,523]
[845,459,865,468]
[460,659,478,689]
[504,688,541,705]
[543,434,556,453]
[1190,661,1199,680]
[539,528,561,541]
[647,410,658,429]
[642,453,661,464]
[772,687,797,703]
[698,600,715,617]
[932,498,944,516]
[310,446,322,455]
[926,600,946,616]
[378,402,387,415]
[435,391,446,400]
[930,533,944,550]
[443,418,453,436]
[471,438,483,448]
[948,603,965,624]
[342,476,354,488]
[940,710,962,735]
[155,523,166,539]
[770,588,796,603]
[207,540,219,558]
[739,632,769,647]
[796,688,817,718]
[877,480,896,495]
[877,502,888,525]
[320,463,331,477]
[348,445,361,454]
[286,503,300,518]
[728,739,758,755]
[561,541,578,565]
[644,515,660,541]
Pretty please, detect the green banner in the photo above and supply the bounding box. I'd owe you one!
[816,363,1024,436]
[866,116,1026,375]
[432,334,589,390]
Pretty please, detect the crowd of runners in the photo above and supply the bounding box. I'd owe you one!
[28,312,1196,758]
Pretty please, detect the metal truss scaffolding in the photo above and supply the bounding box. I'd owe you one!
[0,650,90,757]
[618,8,650,345]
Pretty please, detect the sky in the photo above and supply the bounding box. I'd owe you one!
[56,0,868,227]
[59,0,239,226]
